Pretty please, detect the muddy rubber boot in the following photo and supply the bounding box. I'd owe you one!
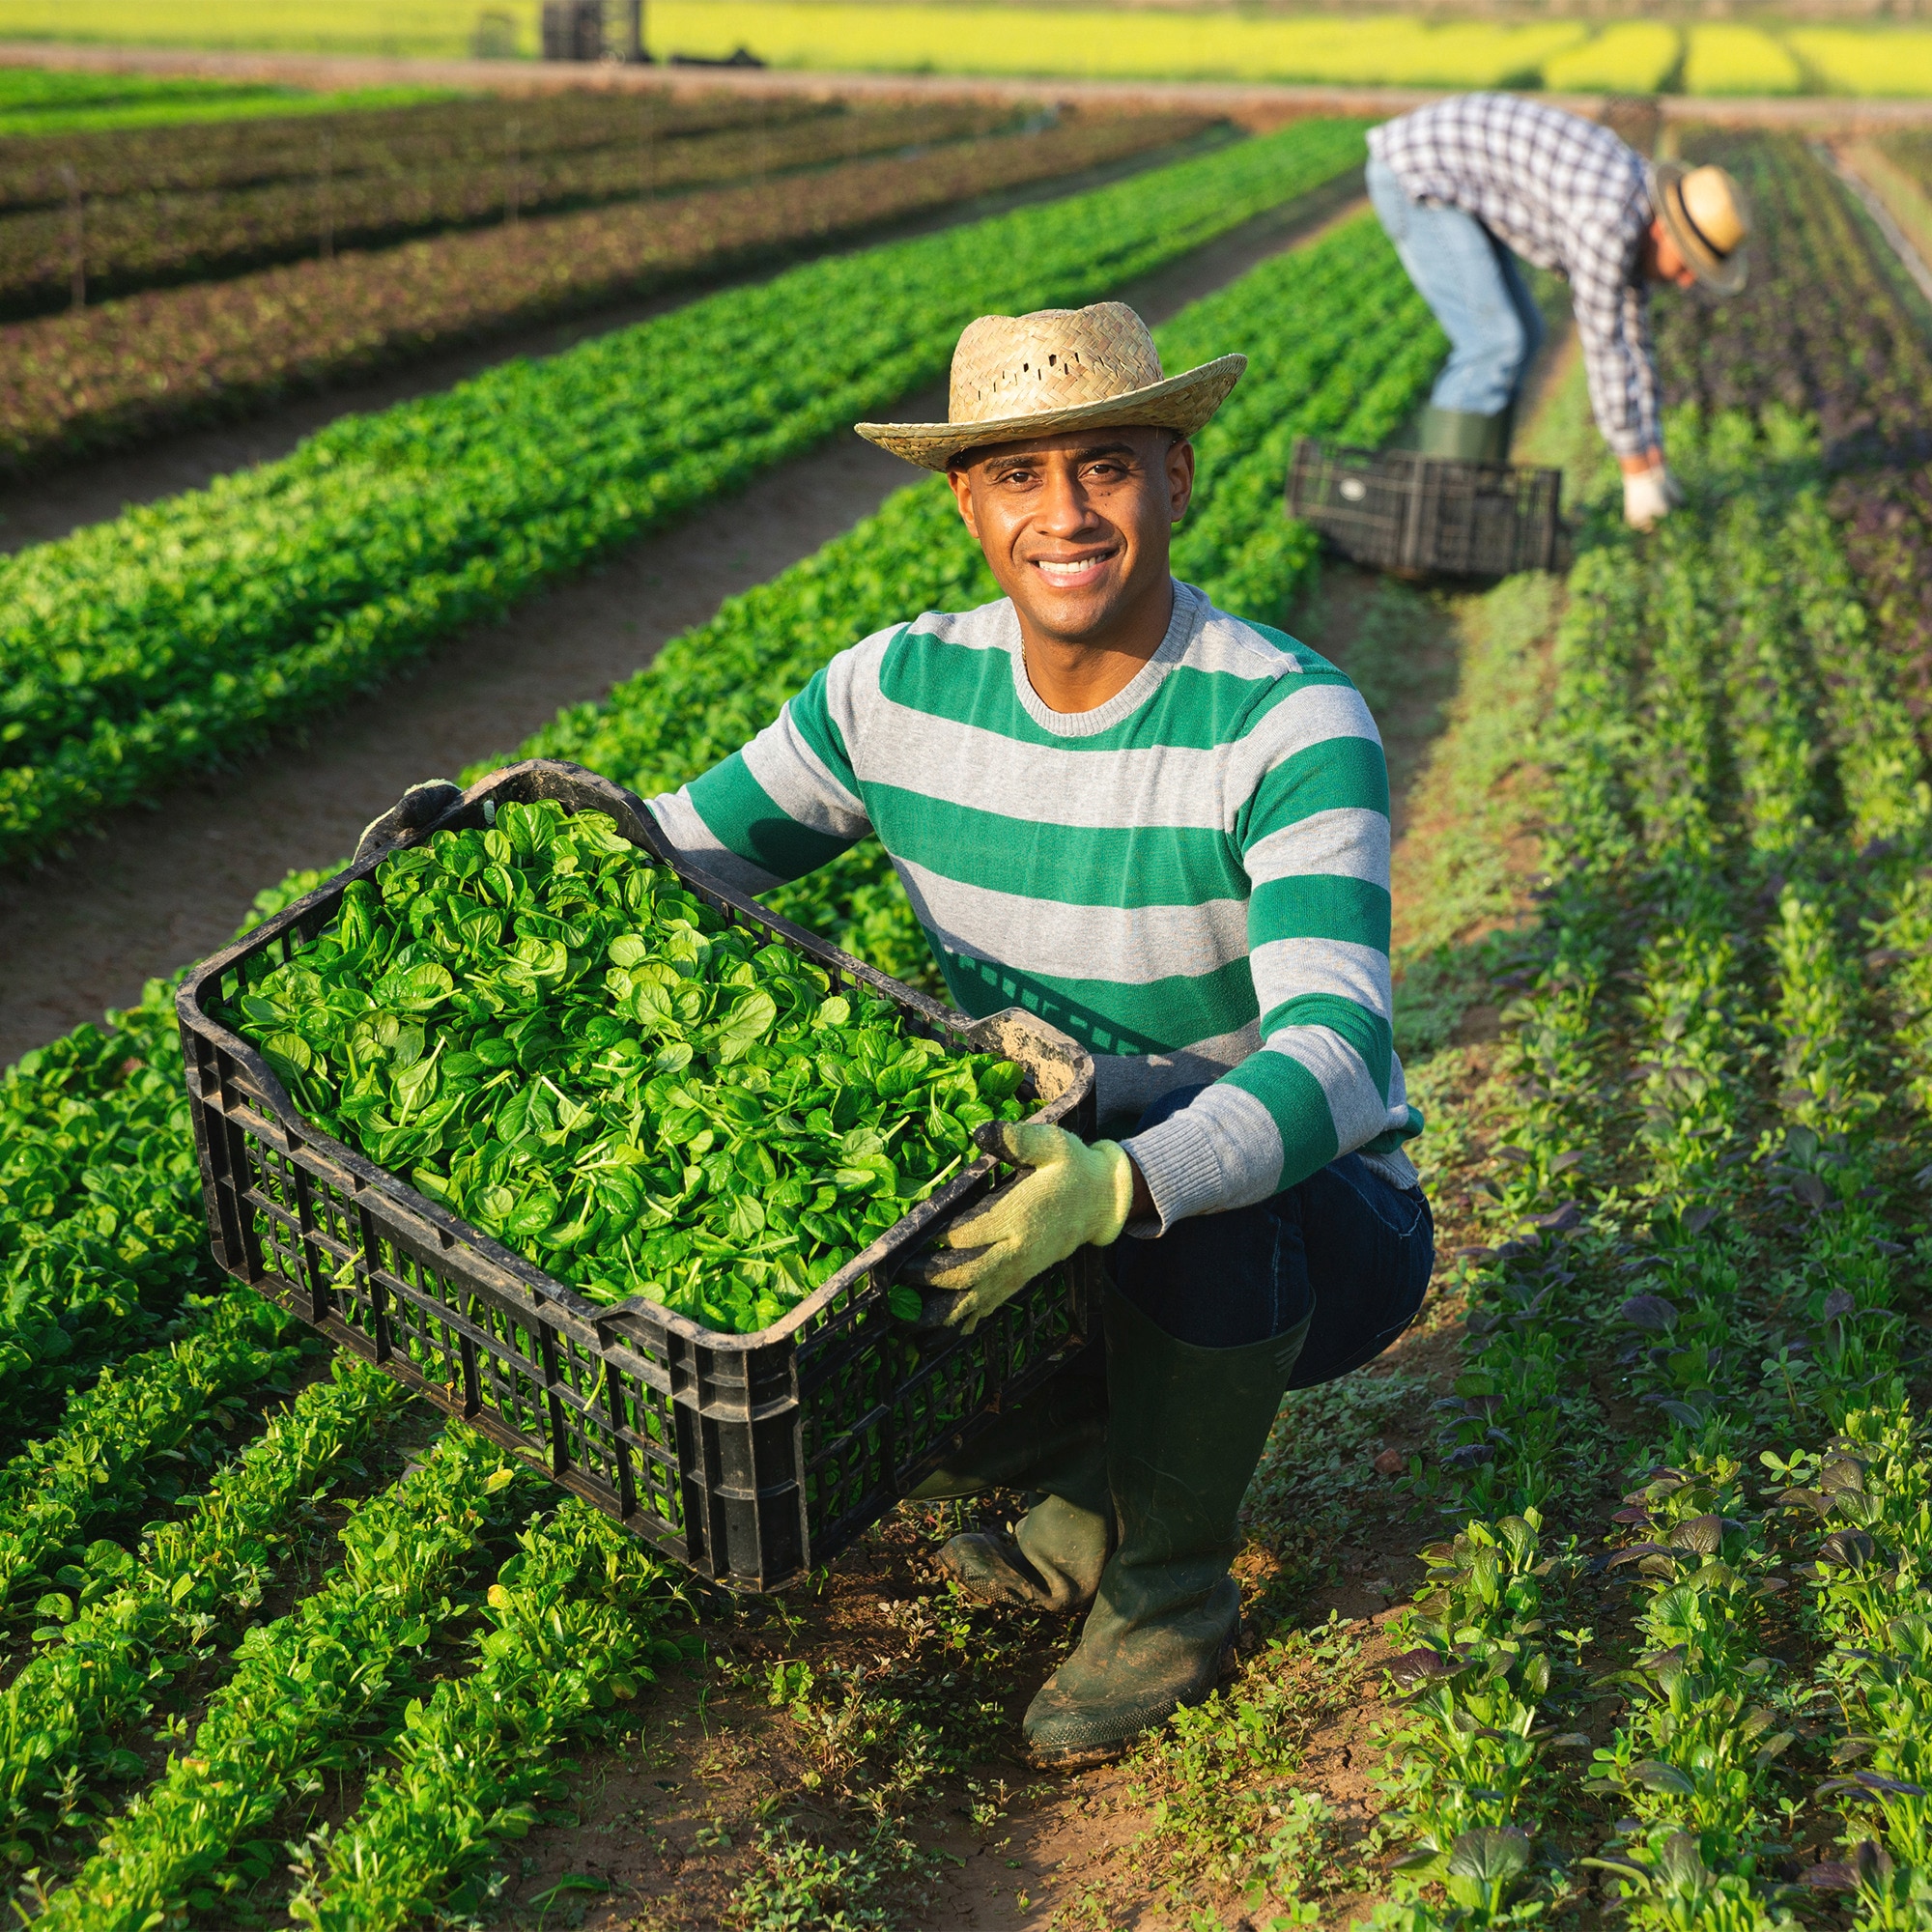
[938,1487,1113,1611]
[1415,404,1512,462]
[1022,1290,1309,1768]
[910,1371,1113,1612]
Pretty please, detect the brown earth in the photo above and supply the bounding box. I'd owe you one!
[0,177,1365,1067]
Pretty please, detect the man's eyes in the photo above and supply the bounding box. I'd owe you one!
[994,462,1130,487]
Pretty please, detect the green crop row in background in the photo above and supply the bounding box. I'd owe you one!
[0,64,459,136]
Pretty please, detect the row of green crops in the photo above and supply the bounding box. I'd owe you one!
[0,1287,298,1611]
[36,1426,543,1928]
[0,115,1365,865]
[0,67,456,140]
[1365,135,1932,1927]
[0,992,221,1455]
[0,1354,408,1856]
[0,201,1438,1918]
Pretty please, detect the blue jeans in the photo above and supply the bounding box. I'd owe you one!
[1105,1084,1435,1382]
[1367,155,1545,418]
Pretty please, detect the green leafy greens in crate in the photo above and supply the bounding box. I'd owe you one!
[217,800,1029,1335]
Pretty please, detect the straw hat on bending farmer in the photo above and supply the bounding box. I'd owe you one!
[641,301,1435,1765]
[1367,92,1750,529]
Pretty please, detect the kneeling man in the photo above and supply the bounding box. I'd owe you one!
[647,302,1435,1765]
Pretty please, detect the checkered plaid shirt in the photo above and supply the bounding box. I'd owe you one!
[1368,94,1661,458]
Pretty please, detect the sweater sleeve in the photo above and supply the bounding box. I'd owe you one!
[646,640,879,894]
[1120,675,1421,1234]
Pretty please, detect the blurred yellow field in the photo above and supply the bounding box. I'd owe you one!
[0,0,511,57]
[1682,23,1802,96]
[647,4,1587,86]
[6,0,1932,98]
[1788,27,1932,97]
[1540,21,1679,95]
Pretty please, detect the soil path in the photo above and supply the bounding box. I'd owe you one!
[0,127,1264,556]
[0,182,1364,1066]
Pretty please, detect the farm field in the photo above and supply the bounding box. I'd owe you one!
[1681,22,1804,97]
[0,91,972,317]
[3,55,1932,1932]
[645,9,1932,95]
[0,64,457,134]
[0,114,1363,867]
[647,5,1589,87]
[14,4,1932,97]
[1540,21,1681,97]
[0,0,543,59]
[0,102,1214,469]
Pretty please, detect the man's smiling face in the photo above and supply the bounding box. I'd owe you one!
[946,426,1195,651]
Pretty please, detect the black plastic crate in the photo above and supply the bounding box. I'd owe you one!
[177,759,1097,1593]
[1287,438,1569,578]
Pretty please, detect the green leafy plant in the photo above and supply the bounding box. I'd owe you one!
[34,1423,535,1931]
[0,1354,408,1850]
[220,800,1029,1333]
[0,1286,297,1617]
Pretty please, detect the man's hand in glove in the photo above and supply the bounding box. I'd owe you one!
[1623,465,1674,531]
[901,1122,1137,1334]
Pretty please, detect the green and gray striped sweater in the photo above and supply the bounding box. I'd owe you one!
[648,580,1422,1231]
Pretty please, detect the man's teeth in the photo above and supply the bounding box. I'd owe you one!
[1037,556,1106,581]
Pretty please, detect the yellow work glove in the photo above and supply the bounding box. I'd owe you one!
[903,1121,1136,1335]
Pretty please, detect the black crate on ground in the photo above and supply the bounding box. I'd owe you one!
[1287,438,1568,578]
[177,759,1097,1593]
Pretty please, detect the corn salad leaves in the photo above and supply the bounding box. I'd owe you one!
[220,801,1026,1335]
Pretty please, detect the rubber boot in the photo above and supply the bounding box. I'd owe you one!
[910,1370,1114,1612]
[1415,404,1513,463]
[1022,1289,1310,1768]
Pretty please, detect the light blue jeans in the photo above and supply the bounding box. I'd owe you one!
[1367,155,1545,417]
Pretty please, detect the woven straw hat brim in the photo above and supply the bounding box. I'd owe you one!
[1653,160,1748,297]
[856,353,1247,470]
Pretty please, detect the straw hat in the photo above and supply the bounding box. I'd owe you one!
[856,301,1245,471]
[1653,161,1751,296]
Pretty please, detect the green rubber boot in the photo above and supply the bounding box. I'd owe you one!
[1415,404,1513,463]
[910,1370,1114,1612]
[1023,1290,1309,1768]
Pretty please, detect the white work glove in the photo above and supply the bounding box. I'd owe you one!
[901,1121,1134,1334]
[1624,466,1674,531]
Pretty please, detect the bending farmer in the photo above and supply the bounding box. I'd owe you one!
[645,303,1435,1767]
[1366,93,1750,528]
